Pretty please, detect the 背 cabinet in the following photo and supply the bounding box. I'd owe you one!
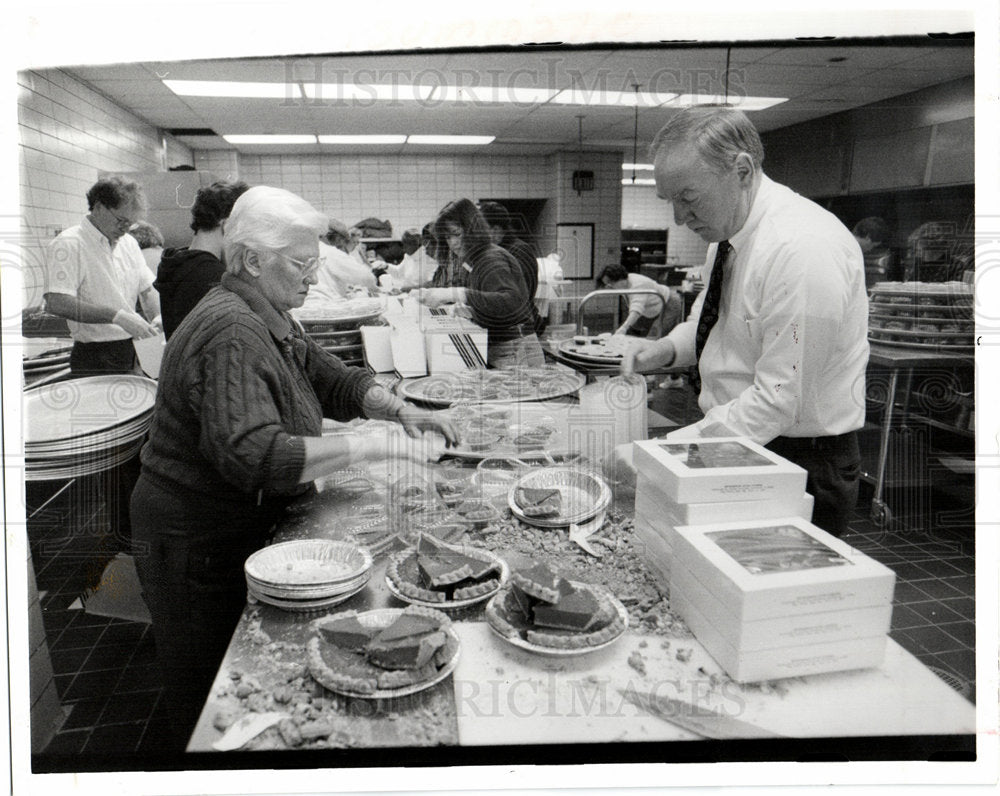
[861,345,973,529]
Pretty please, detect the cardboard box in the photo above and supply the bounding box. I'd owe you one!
[672,516,896,622]
[670,587,888,682]
[636,473,814,524]
[670,563,893,652]
[633,437,807,504]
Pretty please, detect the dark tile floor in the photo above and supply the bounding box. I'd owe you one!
[27,393,976,768]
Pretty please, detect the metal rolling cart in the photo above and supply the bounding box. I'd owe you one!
[864,343,974,528]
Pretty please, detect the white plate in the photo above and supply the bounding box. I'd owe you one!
[307,608,460,698]
[24,375,157,444]
[384,547,508,610]
[485,582,629,657]
[245,540,372,588]
[247,570,372,600]
[247,580,368,613]
[23,356,71,373]
[508,467,612,528]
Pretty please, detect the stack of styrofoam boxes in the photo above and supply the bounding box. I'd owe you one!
[632,436,813,589]
[633,436,895,681]
[669,516,896,682]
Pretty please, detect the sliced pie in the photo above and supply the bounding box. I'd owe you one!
[486,563,626,651]
[387,534,503,605]
[514,487,563,518]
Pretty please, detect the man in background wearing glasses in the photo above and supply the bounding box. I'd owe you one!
[44,175,162,375]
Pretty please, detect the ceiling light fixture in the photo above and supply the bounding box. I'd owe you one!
[668,94,788,111]
[222,134,317,145]
[406,135,495,145]
[549,88,677,107]
[164,80,304,99]
[622,178,657,186]
[305,83,434,102]
[622,163,654,171]
[318,135,406,145]
[426,86,558,104]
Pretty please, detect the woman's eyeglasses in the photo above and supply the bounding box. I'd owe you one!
[273,250,323,277]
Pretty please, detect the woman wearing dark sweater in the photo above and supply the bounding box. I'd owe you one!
[131,186,456,751]
[154,180,249,339]
[417,198,544,368]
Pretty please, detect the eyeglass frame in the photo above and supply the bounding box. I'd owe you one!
[271,249,324,277]
[102,203,139,230]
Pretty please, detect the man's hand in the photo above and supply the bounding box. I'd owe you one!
[620,337,675,377]
[113,309,159,340]
[397,405,460,447]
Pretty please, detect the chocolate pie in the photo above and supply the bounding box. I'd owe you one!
[308,606,456,695]
[387,533,503,604]
[514,487,563,518]
[487,563,626,651]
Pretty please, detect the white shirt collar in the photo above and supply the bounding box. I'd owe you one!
[729,174,774,254]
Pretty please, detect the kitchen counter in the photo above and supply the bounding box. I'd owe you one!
[187,424,976,757]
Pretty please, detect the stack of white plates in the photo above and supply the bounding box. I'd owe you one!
[244,540,373,612]
[507,466,612,528]
[23,375,157,481]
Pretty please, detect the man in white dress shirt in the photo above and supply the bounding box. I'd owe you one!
[622,107,869,536]
[44,176,161,375]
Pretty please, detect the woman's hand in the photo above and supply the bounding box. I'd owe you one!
[415,287,466,308]
[397,405,460,447]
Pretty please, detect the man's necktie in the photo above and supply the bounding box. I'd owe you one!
[690,240,732,393]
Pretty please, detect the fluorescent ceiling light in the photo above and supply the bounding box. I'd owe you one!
[305,83,434,102]
[222,134,317,145]
[550,89,677,107]
[318,135,406,145]
[622,178,657,186]
[427,86,558,104]
[407,135,495,145]
[669,94,788,111]
[163,80,303,99]
[623,163,654,171]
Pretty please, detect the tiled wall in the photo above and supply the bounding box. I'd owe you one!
[622,184,709,267]
[232,153,555,241]
[550,151,624,277]
[17,69,193,307]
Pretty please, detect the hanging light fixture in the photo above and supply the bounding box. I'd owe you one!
[572,114,594,194]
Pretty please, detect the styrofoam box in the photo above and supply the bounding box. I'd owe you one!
[633,437,807,504]
[670,563,893,652]
[633,514,673,588]
[636,473,814,524]
[632,492,813,584]
[424,324,488,374]
[670,587,888,682]
[672,516,896,622]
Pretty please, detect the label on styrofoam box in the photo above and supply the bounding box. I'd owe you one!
[633,437,807,504]
[672,516,896,622]
[670,563,892,652]
[424,325,488,373]
[636,473,814,524]
[670,588,888,683]
[632,516,673,588]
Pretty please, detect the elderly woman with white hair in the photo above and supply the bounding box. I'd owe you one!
[130,186,456,750]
